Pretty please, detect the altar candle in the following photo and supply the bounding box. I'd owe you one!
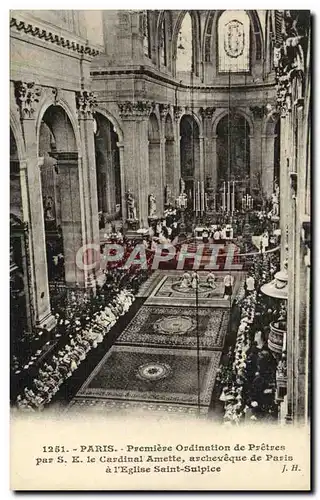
[201,181,205,213]
[232,181,235,214]
[196,181,200,214]
[223,182,226,212]
[227,182,230,213]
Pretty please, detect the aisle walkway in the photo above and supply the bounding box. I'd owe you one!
[68,271,244,418]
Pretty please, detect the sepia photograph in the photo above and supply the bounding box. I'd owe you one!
[9,8,311,491]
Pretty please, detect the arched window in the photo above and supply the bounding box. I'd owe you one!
[204,13,214,62]
[143,11,151,58]
[160,17,166,66]
[176,12,193,73]
[269,16,274,69]
[218,10,250,73]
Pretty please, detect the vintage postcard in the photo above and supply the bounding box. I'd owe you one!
[9,9,311,491]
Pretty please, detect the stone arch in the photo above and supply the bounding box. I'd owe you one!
[94,112,122,221]
[156,11,173,70]
[179,110,203,136]
[10,111,26,162]
[95,107,124,144]
[204,10,264,71]
[216,112,251,209]
[36,95,81,158]
[38,104,83,286]
[212,108,254,137]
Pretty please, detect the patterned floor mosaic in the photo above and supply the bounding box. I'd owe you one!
[70,345,221,413]
[141,270,243,308]
[68,270,244,416]
[115,306,229,350]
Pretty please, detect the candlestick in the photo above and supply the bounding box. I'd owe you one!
[232,181,235,214]
[227,181,230,213]
[197,181,200,214]
[201,181,205,213]
[223,182,226,212]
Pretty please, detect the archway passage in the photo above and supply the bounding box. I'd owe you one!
[180,115,200,204]
[274,118,280,186]
[94,114,122,229]
[217,113,250,210]
[10,129,31,363]
[39,105,82,287]
[148,113,162,216]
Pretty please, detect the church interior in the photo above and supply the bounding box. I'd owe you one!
[10,10,311,424]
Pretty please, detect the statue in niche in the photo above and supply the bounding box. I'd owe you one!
[148,193,157,217]
[44,196,55,221]
[179,178,186,195]
[126,190,137,220]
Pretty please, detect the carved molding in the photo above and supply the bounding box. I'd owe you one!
[118,100,152,118]
[14,81,42,119]
[173,105,184,121]
[199,107,216,120]
[159,103,171,119]
[249,105,266,119]
[274,10,310,118]
[10,17,100,57]
[75,91,97,119]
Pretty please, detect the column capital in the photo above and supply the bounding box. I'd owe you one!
[76,90,97,119]
[173,105,184,121]
[249,105,267,119]
[14,81,42,120]
[199,106,216,120]
[118,100,152,119]
[159,103,171,119]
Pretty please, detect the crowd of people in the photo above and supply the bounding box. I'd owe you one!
[14,288,135,411]
[11,247,153,403]
[216,251,281,424]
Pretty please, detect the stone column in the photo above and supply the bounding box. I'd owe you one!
[14,81,56,331]
[173,107,183,199]
[249,107,265,193]
[200,107,216,189]
[261,134,277,198]
[95,142,117,214]
[199,135,205,184]
[117,142,126,223]
[51,151,84,286]
[148,139,162,216]
[76,90,100,286]
[118,101,151,228]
